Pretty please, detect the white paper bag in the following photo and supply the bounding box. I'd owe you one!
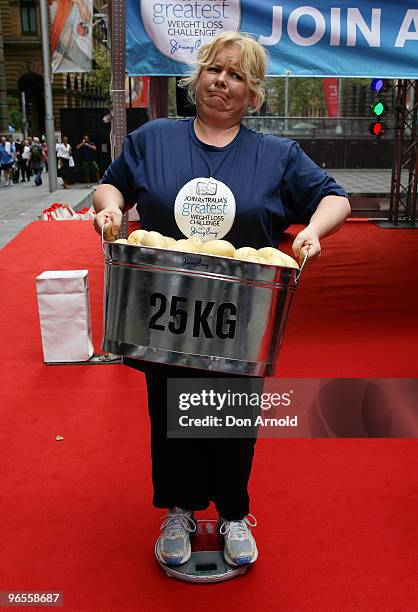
[36,270,94,362]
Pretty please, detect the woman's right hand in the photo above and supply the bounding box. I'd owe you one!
[94,207,122,241]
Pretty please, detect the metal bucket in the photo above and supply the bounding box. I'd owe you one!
[102,240,306,376]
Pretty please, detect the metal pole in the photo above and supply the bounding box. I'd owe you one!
[336,77,343,134]
[39,0,58,192]
[110,0,128,237]
[284,73,289,133]
[21,91,28,139]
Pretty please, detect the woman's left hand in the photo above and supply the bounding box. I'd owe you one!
[292,226,321,265]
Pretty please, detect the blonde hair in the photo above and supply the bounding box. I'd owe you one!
[178,32,268,112]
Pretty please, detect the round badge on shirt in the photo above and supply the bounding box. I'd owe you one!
[174,177,236,241]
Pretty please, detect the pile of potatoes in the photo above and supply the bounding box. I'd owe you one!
[114,229,299,269]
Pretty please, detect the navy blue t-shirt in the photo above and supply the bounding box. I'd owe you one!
[101,118,347,249]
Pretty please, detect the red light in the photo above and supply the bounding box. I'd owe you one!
[369,121,387,137]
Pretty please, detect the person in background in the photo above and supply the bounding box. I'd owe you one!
[93,32,351,570]
[0,136,16,187]
[21,140,31,181]
[76,134,100,187]
[57,136,73,189]
[41,137,48,172]
[29,137,45,186]
[12,139,22,183]
[27,136,33,179]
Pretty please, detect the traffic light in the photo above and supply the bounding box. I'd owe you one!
[369,121,387,137]
[371,100,385,117]
[370,78,387,94]
[369,79,389,138]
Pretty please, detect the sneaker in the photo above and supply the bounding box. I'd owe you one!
[218,514,258,566]
[155,507,196,566]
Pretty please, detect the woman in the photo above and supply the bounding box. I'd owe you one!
[57,136,72,189]
[93,32,351,568]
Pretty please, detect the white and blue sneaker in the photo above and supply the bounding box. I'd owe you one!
[155,507,196,566]
[218,514,258,566]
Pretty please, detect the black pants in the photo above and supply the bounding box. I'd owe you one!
[140,362,261,521]
[19,159,28,181]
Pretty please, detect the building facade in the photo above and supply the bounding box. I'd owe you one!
[0,0,108,136]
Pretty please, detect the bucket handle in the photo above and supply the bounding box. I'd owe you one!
[101,223,107,257]
[295,250,309,284]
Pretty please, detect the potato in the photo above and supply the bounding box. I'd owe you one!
[262,249,299,269]
[170,239,201,253]
[188,236,203,245]
[141,231,167,248]
[200,240,236,257]
[258,246,299,269]
[279,252,299,269]
[185,240,202,252]
[127,229,148,245]
[234,246,259,259]
[237,254,266,264]
[114,238,128,244]
[257,246,279,259]
[262,251,288,267]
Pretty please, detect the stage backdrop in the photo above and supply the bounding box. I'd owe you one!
[126,0,418,77]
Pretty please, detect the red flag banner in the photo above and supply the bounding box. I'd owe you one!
[125,76,150,108]
[49,0,93,73]
[323,78,340,117]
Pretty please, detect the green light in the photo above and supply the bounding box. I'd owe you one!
[372,101,385,116]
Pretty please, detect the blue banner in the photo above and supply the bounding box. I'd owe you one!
[126,1,418,77]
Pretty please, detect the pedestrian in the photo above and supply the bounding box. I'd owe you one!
[0,136,16,187]
[27,137,33,179]
[93,32,351,569]
[76,134,100,186]
[29,137,45,186]
[56,136,73,189]
[21,140,31,181]
[41,137,48,172]
[13,139,23,183]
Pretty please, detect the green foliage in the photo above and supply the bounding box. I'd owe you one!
[7,95,22,129]
[265,77,326,116]
[88,44,111,98]
[168,77,177,116]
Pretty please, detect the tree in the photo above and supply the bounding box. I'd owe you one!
[7,95,23,131]
[88,43,111,98]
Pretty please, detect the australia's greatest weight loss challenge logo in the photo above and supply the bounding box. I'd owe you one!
[141,0,241,63]
[175,177,236,240]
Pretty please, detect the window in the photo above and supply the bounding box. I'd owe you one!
[20,0,37,35]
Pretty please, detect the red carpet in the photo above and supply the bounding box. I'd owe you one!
[0,221,417,611]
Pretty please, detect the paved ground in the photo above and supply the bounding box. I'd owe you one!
[331,168,396,196]
[0,174,95,248]
[0,168,397,249]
